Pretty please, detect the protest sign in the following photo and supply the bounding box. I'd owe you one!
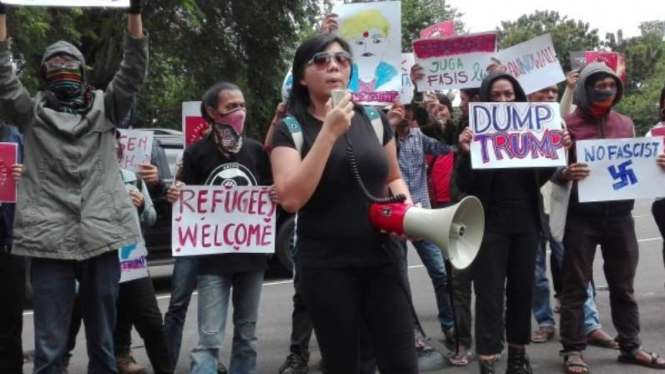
[182,101,210,147]
[469,102,566,169]
[172,186,277,256]
[576,137,665,202]
[117,129,153,174]
[569,51,586,71]
[420,21,455,39]
[0,143,18,203]
[400,53,415,104]
[585,51,626,82]
[3,0,128,6]
[413,32,497,91]
[119,242,149,283]
[334,1,402,105]
[495,34,565,94]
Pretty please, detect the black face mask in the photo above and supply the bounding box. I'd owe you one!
[590,87,617,103]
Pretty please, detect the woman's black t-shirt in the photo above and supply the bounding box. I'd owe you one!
[181,134,272,274]
[272,106,394,268]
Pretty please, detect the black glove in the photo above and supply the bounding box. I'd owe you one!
[128,0,142,14]
[0,2,7,15]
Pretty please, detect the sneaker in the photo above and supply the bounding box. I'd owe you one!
[116,352,147,374]
[279,353,309,374]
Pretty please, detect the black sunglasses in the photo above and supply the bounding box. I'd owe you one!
[307,51,353,70]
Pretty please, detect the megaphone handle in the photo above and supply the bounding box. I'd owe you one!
[445,259,461,355]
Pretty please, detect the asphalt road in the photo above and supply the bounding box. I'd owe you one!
[21,200,665,373]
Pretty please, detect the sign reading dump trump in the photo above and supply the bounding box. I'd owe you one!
[3,0,129,6]
[172,186,276,256]
[469,102,566,169]
[576,137,665,202]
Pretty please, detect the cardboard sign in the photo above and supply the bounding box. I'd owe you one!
[3,0,128,6]
[576,137,665,202]
[117,129,153,174]
[182,101,210,147]
[119,242,149,283]
[420,21,455,39]
[495,34,566,94]
[172,186,276,256]
[334,1,402,105]
[0,143,18,203]
[413,32,497,91]
[469,102,566,169]
[400,53,415,104]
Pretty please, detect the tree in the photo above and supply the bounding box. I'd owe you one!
[496,10,601,73]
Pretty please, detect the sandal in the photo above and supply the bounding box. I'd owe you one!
[586,329,619,349]
[618,351,665,370]
[532,326,556,343]
[448,346,471,366]
[563,353,590,374]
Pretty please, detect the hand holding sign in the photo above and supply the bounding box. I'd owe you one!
[168,181,185,204]
[11,163,22,182]
[658,154,665,169]
[138,162,159,187]
[562,162,590,181]
[459,127,473,153]
[320,13,339,33]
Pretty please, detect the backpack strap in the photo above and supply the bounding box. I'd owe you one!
[283,116,304,155]
[362,106,384,145]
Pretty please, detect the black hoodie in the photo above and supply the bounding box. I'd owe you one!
[453,72,555,235]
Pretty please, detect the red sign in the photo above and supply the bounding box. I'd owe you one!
[585,51,627,82]
[184,116,210,147]
[419,21,455,39]
[0,143,18,203]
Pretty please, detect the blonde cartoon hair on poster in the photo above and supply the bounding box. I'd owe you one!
[334,1,401,94]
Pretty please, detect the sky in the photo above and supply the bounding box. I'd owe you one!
[449,0,662,39]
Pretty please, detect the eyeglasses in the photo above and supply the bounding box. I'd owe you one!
[306,51,352,70]
[45,61,81,71]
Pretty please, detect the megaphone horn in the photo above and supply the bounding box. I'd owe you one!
[369,196,485,270]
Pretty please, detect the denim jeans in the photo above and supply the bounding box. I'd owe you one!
[32,251,120,374]
[164,256,199,365]
[190,271,264,374]
[533,239,557,327]
[400,239,454,332]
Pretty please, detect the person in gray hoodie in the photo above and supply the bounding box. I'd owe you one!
[0,0,147,372]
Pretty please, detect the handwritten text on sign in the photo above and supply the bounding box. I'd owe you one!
[119,243,149,283]
[172,186,276,256]
[576,137,665,202]
[413,32,496,91]
[0,143,18,203]
[495,34,565,94]
[3,0,129,7]
[117,129,153,174]
[470,102,566,169]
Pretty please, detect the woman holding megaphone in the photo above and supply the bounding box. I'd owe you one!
[457,72,572,374]
[270,33,418,373]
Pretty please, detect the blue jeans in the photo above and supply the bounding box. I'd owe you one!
[190,271,264,374]
[32,251,120,374]
[533,239,557,327]
[533,239,601,334]
[164,256,199,365]
[401,239,454,331]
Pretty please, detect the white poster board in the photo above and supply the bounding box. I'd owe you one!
[119,243,149,283]
[172,186,277,256]
[413,32,497,91]
[576,137,665,202]
[495,34,565,95]
[117,129,153,174]
[3,0,129,7]
[400,53,415,104]
[470,102,566,169]
[334,1,401,105]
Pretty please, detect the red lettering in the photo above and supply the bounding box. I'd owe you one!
[138,137,148,150]
[211,190,225,213]
[257,191,270,216]
[201,224,212,248]
[237,190,249,213]
[127,137,136,151]
[179,189,197,214]
[213,224,223,247]
[178,224,197,247]
[247,190,259,215]
[197,189,209,213]
[260,224,273,246]
[247,224,262,246]
[235,224,248,247]
[223,224,236,246]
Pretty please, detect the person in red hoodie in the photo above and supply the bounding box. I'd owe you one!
[555,63,665,373]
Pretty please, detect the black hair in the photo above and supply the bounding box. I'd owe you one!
[200,82,242,124]
[460,88,480,99]
[435,93,454,115]
[287,33,354,126]
[660,82,665,121]
[479,72,527,103]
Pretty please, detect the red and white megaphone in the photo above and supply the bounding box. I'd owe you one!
[369,196,485,269]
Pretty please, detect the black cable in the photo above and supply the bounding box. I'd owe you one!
[344,134,407,204]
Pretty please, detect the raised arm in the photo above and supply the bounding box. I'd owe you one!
[104,0,148,126]
[0,4,35,129]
